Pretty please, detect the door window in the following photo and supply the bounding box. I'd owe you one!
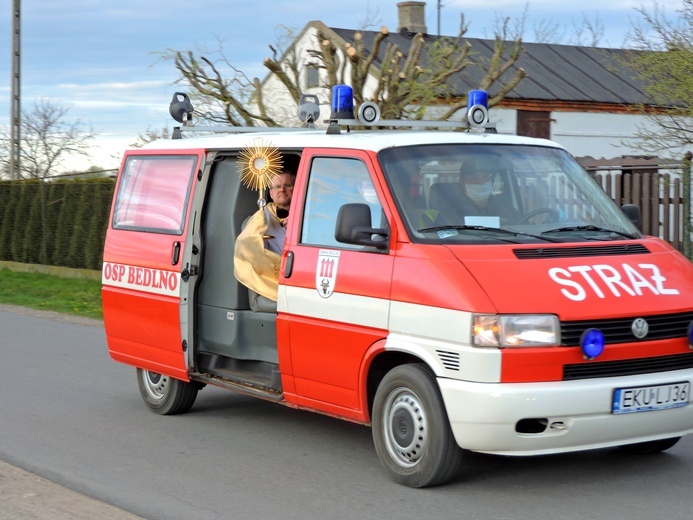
[113,155,197,234]
[300,157,384,248]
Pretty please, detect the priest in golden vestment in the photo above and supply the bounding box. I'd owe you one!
[234,171,295,312]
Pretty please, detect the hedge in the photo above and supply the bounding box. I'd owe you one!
[0,179,115,270]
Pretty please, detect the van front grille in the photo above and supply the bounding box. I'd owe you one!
[561,312,693,345]
[563,353,693,380]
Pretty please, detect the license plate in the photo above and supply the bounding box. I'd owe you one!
[612,381,690,414]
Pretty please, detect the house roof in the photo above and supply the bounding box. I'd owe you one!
[326,26,650,109]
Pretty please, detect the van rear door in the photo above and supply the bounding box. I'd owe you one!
[102,149,203,380]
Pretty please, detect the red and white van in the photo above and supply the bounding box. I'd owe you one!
[102,89,693,487]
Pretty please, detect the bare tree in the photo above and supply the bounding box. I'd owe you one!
[0,98,95,180]
[569,12,606,47]
[624,0,693,155]
[158,15,527,127]
[129,126,171,148]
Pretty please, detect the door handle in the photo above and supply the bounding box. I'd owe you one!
[284,251,294,278]
[171,241,181,265]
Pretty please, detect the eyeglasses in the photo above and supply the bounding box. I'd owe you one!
[270,183,294,191]
[461,171,493,182]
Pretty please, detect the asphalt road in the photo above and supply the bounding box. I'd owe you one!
[1,304,692,520]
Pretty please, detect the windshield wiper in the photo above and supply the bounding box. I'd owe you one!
[418,225,563,243]
[541,225,638,240]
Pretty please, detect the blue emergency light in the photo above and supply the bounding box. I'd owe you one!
[467,90,488,111]
[688,322,693,348]
[330,85,355,120]
[466,90,490,128]
[580,328,605,360]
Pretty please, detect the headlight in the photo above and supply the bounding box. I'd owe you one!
[472,314,560,348]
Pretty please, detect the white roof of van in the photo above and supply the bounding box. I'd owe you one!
[138,128,563,153]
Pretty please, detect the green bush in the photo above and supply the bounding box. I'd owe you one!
[84,182,114,269]
[11,182,37,261]
[44,182,66,264]
[52,182,84,267]
[22,184,45,264]
[0,183,12,260]
[0,177,114,270]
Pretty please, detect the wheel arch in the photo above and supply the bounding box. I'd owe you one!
[363,349,434,423]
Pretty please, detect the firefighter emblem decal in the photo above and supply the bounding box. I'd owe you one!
[316,249,340,298]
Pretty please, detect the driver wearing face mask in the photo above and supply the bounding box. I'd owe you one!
[457,157,517,221]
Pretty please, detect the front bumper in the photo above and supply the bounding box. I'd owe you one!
[438,368,693,455]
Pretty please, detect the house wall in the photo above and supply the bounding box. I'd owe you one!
[490,108,671,160]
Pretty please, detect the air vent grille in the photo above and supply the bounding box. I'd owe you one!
[436,350,460,371]
[514,244,649,259]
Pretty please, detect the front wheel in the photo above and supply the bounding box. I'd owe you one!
[372,364,462,487]
[137,368,200,415]
[618,437,681,454]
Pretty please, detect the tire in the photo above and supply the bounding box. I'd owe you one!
[618,437,681,454]
[372,364,462,487]
[136,368,200,415]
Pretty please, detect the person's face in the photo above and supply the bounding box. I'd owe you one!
[269,173,295,210]
[460,169,493,185]
[460,167,494,206]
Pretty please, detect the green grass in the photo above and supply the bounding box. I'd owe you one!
[0,268,102,320]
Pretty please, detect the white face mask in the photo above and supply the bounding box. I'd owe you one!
[465,181,493,205]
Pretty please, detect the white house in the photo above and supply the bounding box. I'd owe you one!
[259,1,674,163]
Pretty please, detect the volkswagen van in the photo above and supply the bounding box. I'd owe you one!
[102,89,693,487]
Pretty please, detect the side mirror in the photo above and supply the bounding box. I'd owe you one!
[621,204,641,231]
[335,203,389,250]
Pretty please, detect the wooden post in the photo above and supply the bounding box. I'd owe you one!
[683,151,692,259]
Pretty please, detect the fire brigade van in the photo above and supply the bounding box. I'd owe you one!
[102,88,693,487]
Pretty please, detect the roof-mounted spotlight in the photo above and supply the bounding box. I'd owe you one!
[358,101,381,125]
[169,92,194,125]
[298,94,320,127]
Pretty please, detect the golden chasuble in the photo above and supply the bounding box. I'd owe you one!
[233,203,286,301]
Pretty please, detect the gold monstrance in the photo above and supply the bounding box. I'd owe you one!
[237,138,283,236]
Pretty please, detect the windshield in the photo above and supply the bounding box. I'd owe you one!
[379,144,641,244]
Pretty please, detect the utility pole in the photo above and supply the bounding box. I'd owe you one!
[437,0,441,36]
[10,0,21,180]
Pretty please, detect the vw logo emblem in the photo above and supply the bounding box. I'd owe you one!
[631,318,649,339]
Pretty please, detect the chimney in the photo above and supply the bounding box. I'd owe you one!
[397,1,427,34]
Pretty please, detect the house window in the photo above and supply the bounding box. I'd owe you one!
[305,66,320,89]
[517,110,552,139]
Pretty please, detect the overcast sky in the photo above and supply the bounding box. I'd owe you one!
[0,0,686,170]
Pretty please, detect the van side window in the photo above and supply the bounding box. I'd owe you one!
[113,155,197,234]
[300,157,384,248]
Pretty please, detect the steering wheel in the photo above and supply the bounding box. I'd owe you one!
[516,208,560,225]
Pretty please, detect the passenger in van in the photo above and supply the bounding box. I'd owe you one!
[427,156,518,226]
[234,170,296,312]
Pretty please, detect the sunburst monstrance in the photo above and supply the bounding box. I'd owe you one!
[237,138,283,192]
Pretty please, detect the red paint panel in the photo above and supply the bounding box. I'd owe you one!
[500,339,692,382]
[390,242,496,312]
[453,240,693,318]
[102,287,187,379]
[289,315,386,411]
